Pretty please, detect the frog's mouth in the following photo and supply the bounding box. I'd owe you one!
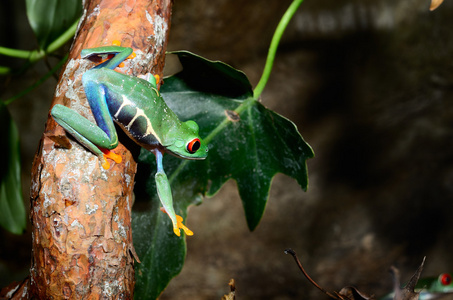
[163,147,208,160]
[140,139,208,160]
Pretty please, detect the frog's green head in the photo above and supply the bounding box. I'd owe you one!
[165,120,208,160]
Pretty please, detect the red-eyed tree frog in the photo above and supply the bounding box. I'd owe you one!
[381,273,453,300]
[50,45,208,236]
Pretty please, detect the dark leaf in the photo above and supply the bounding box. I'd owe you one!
[133,51,313,299]
[26,0,82,50]
[0,103,26,234]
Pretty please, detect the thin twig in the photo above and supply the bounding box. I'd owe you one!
[284,248,346,299]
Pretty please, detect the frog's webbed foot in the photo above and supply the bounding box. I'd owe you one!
[90,40,137,69]
[160,207,194,236]
[99,148,122,170]
[153,149,192,236]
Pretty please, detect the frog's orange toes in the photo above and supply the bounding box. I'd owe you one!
[176,214,194,236]
[101,148,122,163]
[160,207,194,236]
[99,148,122,169]
[101,158,111,170]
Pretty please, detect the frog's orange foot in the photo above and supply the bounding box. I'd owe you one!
[99,148,122,169]
[160,207,194,236]
[175,214,194,236]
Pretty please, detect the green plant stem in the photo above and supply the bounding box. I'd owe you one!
[0,18,79,65]
[46,18,79,54]
[0,47,43,60]
[3,54,68,105]
[253,0,303,100]
[0,66,11,74]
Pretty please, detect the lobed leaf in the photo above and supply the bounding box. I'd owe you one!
[132,51,313,299]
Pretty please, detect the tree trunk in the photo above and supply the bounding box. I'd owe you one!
[3,0,172,298]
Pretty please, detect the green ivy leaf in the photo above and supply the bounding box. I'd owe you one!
[26,0,82,50]
[132,51,313,299]
[163,51,314,229]
[0,103,26,234]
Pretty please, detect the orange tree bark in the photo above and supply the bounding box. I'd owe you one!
[6,0,172,299]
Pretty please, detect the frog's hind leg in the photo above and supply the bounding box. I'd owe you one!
[82,77,118,145]
[51,73,121,169]
[83,75,122,168]
[153,149,193,236]
[50,104,120,169]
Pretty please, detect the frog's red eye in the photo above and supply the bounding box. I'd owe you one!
[187,138,201,154]
[440,273,452,285]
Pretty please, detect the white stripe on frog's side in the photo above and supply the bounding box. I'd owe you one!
[114,95,161,143]
[151,87,160,96]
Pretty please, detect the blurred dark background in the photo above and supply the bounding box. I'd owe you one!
[1,0,453,299]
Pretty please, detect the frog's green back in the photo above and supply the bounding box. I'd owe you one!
[83,68,208,159]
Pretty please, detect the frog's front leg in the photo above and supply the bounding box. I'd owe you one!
[51,74,122,169]
[81,45,134,70]
[153,149,193,237]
